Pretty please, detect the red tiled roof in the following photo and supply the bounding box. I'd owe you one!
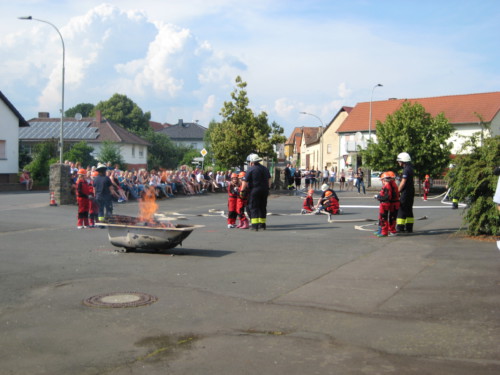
[149,121,166,131]
[337,92,500,133]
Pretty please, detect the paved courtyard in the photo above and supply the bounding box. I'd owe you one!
[0,189,499,374]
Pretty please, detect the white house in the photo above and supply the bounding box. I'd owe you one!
[0,91,29,183]
[20,110,150,169]
[336,92,500,171]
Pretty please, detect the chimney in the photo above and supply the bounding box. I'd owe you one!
[38,112,50,118]
[95,110,102,123]
[178,119,183,127]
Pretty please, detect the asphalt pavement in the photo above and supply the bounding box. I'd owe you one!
[0,188,499,375]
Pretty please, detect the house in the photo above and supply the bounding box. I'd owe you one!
[284,127,303,165]
[321,106,352,171]
[0,91,29,183]
[336,92,500,171]
[299,127,322,170]
[156,119,206,150]
[19,110,151,169]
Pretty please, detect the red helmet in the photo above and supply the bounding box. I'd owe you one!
[324,191,333,197]
[308,189,314,194]
[231,173,238,179]
[425,174,430,178]
[379,172,386,180]
[78,169,87,175]
[238,171,246,178]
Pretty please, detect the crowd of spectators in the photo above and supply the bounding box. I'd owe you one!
[65,161,236,203]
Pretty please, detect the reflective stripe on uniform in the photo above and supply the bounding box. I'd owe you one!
[251,218,260,225]
[397,218,406,225]
[406,217,415,224]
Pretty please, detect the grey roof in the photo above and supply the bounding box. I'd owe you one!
[20,116,150,147]
[19,121,98,140]
[158,122,207,140]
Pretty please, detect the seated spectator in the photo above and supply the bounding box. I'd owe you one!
[19,170,33,191]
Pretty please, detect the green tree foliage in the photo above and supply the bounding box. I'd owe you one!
[447,135,500,236]
[63,141,96,168]
[94,94,151,135]
[25,141,58,186]
[142,132,187,170]
[97,141,125,169]
[210,76,285,169]
[178,148,202,168]
[65,103,95,118]
[361,102,454,179]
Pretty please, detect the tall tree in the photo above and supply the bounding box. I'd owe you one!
[361,101,454,178]
[210,76,285,169]
[65,103,95,118]
[97,141,125,168]
[94,94,151,135]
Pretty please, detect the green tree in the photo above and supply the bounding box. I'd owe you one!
[25,141,58,186]
[65,103,95,118]
[178,148,201,168]
[447,135,500,236]
[94,94,151,135]
[63,141,96,168]
[210,76,283,169]
[97,141,125,168]
[142,132,184,170]
[361,102,454,179]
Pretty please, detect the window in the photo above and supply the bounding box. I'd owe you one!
[0,140,5,159]
[327,144,332,154]
[138,147,144,158]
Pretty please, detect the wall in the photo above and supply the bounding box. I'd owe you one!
[0,100,20,174]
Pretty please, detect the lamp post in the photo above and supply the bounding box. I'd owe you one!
[300,111,324,171]
[368,83,382,142]
[19,16,65,164]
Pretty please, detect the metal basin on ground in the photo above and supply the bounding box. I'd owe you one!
[100,215,203,251]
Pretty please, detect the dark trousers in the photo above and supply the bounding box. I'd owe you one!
[97,196,113,220]
[397,191,414,232]
[248,189,268,228]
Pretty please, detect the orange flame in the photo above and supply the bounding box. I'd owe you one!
[138,186,158,222]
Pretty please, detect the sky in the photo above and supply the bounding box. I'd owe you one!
[1,0,500,135]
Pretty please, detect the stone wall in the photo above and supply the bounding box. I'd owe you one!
[49,163,73,205]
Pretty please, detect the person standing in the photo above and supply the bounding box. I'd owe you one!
[76,169,91,229]
[241,154,271,231]
[93,163,115,223]
[396,152,415,233]
[423,174,430,201]
[284,163,293,190]
[356,167,366,194]
[226,173,239,228]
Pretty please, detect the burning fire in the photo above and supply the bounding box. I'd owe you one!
[138,186,159,222]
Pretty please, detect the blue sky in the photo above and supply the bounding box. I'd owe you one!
[1,0,499,135]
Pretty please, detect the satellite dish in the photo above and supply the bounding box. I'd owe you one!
[75,113,82,121]
[355,131,363,141]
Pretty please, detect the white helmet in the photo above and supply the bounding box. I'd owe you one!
[321,183,329,191]
[247,153,262,163]
[397,152,411,162]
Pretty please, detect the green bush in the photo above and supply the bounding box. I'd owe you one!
[448,136,500,236]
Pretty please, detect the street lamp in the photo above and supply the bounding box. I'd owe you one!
[368,83,383,142]
[300,111,324,171]
[19,16,65,164]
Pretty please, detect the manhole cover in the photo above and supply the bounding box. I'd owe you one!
[83,292,158,308]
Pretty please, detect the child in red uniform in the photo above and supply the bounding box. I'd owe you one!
[76,169,91,228]
[88,171,99,228]
[374,171,398,237]
[301,189,315,214]
[387,171,400,235]
[423,174,430,201]
[236,171,249,229]
[227,173,239,228]
[322,190,340,220]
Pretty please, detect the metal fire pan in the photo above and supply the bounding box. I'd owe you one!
[100,215,204,251]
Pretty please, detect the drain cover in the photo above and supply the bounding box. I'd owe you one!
[83,292,158,308]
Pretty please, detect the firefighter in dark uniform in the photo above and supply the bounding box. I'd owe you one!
[396,152,415,233]
[240,154,271,231]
